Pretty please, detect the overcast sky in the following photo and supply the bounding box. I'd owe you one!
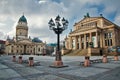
[0,0,120,43]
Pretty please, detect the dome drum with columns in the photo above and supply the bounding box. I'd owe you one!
[5,14,46,55]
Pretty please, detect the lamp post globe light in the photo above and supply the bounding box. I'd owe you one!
[48,15,68,67]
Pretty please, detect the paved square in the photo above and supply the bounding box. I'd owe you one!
[92,63,120,69]
[27,74,70,80]
[59,67,109,77]
[0,69,21,79]
[0,55,120,80]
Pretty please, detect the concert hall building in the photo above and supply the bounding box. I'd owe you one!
[65,14,120,56]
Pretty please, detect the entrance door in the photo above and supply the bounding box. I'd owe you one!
[24,45,26,54]
[81,43,84,49]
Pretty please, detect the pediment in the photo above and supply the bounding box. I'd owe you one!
[78,17,99,24]
[18,39,32,44]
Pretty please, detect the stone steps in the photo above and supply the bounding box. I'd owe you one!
[66,49,88,56]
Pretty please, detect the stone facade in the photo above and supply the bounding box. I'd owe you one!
[65,14,120,55]
[5,15,46,55]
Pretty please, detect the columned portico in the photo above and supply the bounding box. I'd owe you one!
[70,32,100,50]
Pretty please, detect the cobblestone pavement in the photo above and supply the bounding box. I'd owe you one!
[0,55,120,80]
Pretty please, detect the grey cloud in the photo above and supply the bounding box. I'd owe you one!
[0,0,120,42]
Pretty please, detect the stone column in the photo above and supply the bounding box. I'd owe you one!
[89,32,92,42]
[113,29,116,46]
[96,32,98,48]
[84,34,86,49]
[102,31,105,47]
[100,31,103,48]
[74,36,77,49]
[79,35,81,49]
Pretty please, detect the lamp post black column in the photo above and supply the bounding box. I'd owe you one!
[57,31,61,60]
[48,15,68,67]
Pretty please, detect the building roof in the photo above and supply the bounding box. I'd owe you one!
[32,37,43,43]
[75,13,119,27]
[18,15,27,23]
[47,43,57,47]
[0,40,5,44]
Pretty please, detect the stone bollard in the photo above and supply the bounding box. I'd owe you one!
[84,56,90,67]
[102,55,107,63]
[12,55,16,62]
[18,56,22,63]
[29,57,34,66]
[114,55,119,61]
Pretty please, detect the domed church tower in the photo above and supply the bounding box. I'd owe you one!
[16,14,28,40]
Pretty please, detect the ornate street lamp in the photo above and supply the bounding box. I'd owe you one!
[48,15,68,67]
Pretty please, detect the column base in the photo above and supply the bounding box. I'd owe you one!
[49,60,68,68]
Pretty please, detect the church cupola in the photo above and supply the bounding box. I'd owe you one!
[18,15,27,23]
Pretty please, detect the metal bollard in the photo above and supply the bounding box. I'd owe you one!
[29,57,34,66]
[18,56,22,63]
[102,55,107,63]
[12,55,16,62]
[84,56,90,67]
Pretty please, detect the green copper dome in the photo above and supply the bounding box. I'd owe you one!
[32,37,43,43]
[18,15,27,23]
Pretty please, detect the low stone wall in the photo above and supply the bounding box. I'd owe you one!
[88,48,100,56]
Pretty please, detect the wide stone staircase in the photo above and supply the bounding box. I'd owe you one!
[66,49,88,56]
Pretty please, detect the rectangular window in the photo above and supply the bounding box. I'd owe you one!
[105,40,107,46]
[104,33,107,39]
[11,50,13,53]
[104,32,113,46]
[17,50,18,53]
[108,40,110,46]
[82,43,84,49]
[86,42,89,48]
[110,39,112,46]
[77,43,79,49]
[109,32,112,38]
